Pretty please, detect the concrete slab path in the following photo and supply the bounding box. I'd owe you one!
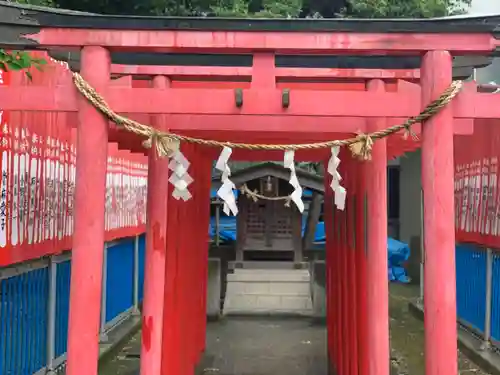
[99,317,327,375]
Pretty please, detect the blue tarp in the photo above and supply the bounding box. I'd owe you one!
[208,216,411,283]
[387,237,411,283]
[209,216,237,242]
[208,216,325,243]
[210,188,313,199]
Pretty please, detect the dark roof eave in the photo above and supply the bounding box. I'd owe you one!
[1,1,500,34]
[46,50,490,78]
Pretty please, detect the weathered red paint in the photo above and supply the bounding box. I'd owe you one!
[152,222,165,251]
[421,51,458,375]
[341,192,349,375]
[346,158,358,375]
[66,46,110,375]
[198,151,213,359]
[141,75,171,375]
[365,79,390,375]
[0,83,494,119]
[323,164,336,375]
[355,160,368,375]
[334,150,347,375]
[112,64,421,80]
[161,193,182,375]
[172,143,198,375]
[143,316,154,352]
[27,28,499,54]
[365,80,390,375]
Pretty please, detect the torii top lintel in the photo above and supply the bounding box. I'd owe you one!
[1,1,500,55]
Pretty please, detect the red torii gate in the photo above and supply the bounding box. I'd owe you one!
[1,3,500,375]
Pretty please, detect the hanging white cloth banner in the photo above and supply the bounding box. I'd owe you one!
[327,146,346,211]
[168,149,193,201]
[215,146,238,216]
[284,150,304,213]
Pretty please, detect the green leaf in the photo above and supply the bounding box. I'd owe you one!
[25,71,33,81]
[6,60,24,71]
[18,53,33,69]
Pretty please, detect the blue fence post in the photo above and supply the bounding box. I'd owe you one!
[481,247,493,350]
[100,243,108,342]
[132,236,140,316]
[46,257,58,374]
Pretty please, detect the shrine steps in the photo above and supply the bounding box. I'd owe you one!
[223,267,313,316]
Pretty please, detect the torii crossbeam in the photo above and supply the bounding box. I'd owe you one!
[1,2,500,375]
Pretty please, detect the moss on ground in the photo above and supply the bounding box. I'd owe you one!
[389,283,490,375]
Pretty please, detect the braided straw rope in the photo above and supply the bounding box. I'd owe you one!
[240,183,293,206]
[72,72,463,160]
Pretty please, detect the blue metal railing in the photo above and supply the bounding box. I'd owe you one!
[138,234,146,303]
[491,253,500,343]
[454,243,500,350]
[105,238,135,324]
[456,244,487,333]
[0,234,145,375]
[0,265,49,375]
[54,260,71,359]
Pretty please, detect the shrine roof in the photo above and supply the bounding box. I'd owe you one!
[1,2,497,75]
[1,1,500,34]
[212,162,324,193]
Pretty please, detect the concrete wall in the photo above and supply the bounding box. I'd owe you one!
[310,260,326,320]
[399,150,423,283]
[469,0,500,84]
[207,258,222,319]
[399,150,422,246]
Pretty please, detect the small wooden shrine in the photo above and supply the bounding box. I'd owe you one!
[212,163,324,264]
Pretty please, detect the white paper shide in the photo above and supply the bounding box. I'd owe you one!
[215,146,238,216]
[284,150,304,213]
[168,149,193,201]
[328,146,346,210]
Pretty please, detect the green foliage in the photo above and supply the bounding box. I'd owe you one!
[11,0,55,5]
[12,0,471,18]
[345,0,471,18]
[0,49,47,79]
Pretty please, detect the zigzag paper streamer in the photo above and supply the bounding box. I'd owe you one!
[168,149,193,201]
[215,146,238,216]
[327,146,346,211]
[284,150,304,213]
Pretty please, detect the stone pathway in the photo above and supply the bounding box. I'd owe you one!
[204,317,327,375]
[100,284,493,375]
[99,317,327,375]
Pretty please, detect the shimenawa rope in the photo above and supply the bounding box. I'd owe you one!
[240,184,293,206]
[71,72,463,160]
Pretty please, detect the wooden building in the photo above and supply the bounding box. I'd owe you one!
[212,162,324,266]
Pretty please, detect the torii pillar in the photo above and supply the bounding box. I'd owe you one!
[66,46,110,375]
[141,75,171,375]
[421,51,458,375]
[365,79,389,375]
